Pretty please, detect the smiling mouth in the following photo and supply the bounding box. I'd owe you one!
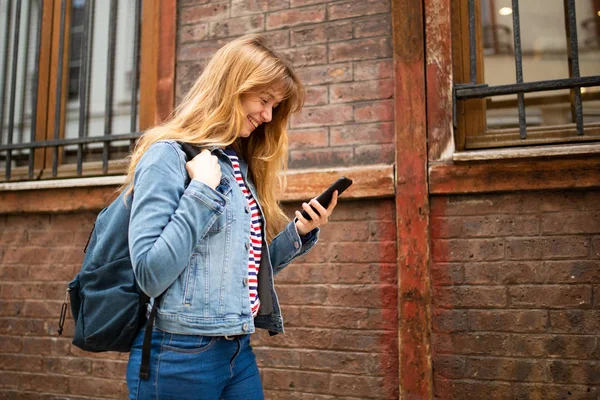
[247,116,259,129]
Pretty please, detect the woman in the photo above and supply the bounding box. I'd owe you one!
[124,34,338,399]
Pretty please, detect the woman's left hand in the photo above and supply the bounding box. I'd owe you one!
[295,191,339,236]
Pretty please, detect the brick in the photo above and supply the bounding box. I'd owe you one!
[549,310,600,333]
[431,263,464,285]
[507,236,590,260]
[68,376,128,398]
[294,263,396,285]
[509,285,592,308]
[178,39,229,61]
[179,2,229,24]
[432,239,505,262]
[28,265,74,282]
[512,383,598,400]
[0,266,28,280]
[326,199,395,222]
[466,357,547,382]
[0,336,21,353]
[329,242,396,263]
[353,59,392,81]
[291,104,353,128]
[0,318,48,336]
[266,6,326,30]
[91,360,128,379]
[303,86,329,106]
[511,334,598,359]
[0,231,27,245]
[330,79,393,104]
[300,350,385,375]
[22,337,71,356]
[542,212,600,234]
[432,309,468,332]
[2,247,55,265]
[176,61,206,83]
[353,99,394,122]
[329,330,396,353]
[290,0,328,7]
[296,63,353,86]
[353,143,395,164]
[209,15,264,38]
[287,128,329,149]
[179,23,208,43]
[330,374,391,398]
[252,327,333,349]
[317,221,373,242]
[263,29,290,48]
[0,355,43,372]
[593,236,600,259]
[434,378,513,400]
[468,310,548,333]
[544,260,600,283]
[329,37,392,62]
[353,14,392,38]
[5,215,51,230]
[43,357,91,376]
[433,355,466,379]
[431,215,540,239]
[328,0,390,20]
[330,122,393,146]
[231,0,289,17]
[290,21,353,47]
[254,348,301,368]
[262,368,330,393]
[463,261,542,284]
[20,373,69,393]
[300,306,371,329]
[326,284,397,308]
[368,221,397,242]
[21,301,62,318]
[28,231,75,247]
[548,360,600,384]
[433,286,507,308]
[289,147,353,169]
[0,371,19,389]
[276,285,329,305]
[279,45,327,66]
[536,190,600,212]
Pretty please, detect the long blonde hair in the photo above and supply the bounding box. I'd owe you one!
[122,34,305,241]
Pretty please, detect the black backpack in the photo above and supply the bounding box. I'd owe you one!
[58,142,201,380]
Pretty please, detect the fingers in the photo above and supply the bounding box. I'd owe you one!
[308,198,329,221]
[301,202,320,222]
[327,191,339,213]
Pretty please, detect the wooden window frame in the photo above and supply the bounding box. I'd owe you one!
[452,0,600,152]
[426,0,600,194]
[5,0,175,182]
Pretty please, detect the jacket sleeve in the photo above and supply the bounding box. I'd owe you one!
[128,141,228,298]
[269,219,319,275]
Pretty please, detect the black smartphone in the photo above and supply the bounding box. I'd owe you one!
[300,177,353,221]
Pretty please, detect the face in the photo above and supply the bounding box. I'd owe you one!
[239,90,284,138]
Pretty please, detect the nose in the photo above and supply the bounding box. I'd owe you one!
[261,106,272,123]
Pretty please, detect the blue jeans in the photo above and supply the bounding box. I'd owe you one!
[126,328,264,399]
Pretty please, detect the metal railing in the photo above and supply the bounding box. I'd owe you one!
[453,0,600,140]
[0,0,142,182]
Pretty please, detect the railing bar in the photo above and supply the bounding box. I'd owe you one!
[18,0,33,147]
[565,0,584,136]
[511,0,527,139]
[130,0,141,137]
[28,0,43,179]
[103,0,118,174]
[468,0,477,84]
[52,0,68,178]
[0,132,144,151]
[76,0,92,176]
[1,0,14,152]
[456,76,600,98]
[6,0,22,180]
[83,0,94,140]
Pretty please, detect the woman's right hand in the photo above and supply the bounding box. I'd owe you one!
[186,149,222,189]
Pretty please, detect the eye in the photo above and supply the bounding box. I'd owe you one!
[260,98,268,105]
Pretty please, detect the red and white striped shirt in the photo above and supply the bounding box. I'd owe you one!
[226,151,262,317]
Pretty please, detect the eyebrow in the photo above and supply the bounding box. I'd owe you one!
[265,92,283,103]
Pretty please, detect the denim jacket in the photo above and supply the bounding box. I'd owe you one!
[128,140,319,336]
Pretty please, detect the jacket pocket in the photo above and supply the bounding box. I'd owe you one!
[208,177,235,233]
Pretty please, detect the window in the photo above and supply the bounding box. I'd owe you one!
[0,0,173,183]
[452,0,600,150]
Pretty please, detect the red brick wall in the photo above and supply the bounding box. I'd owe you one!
[0,199,398,399]
[176,0,394,169]
[430,189,600,399]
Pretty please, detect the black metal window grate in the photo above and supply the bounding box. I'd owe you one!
[0,0,143,183]
[454,0,600,142]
